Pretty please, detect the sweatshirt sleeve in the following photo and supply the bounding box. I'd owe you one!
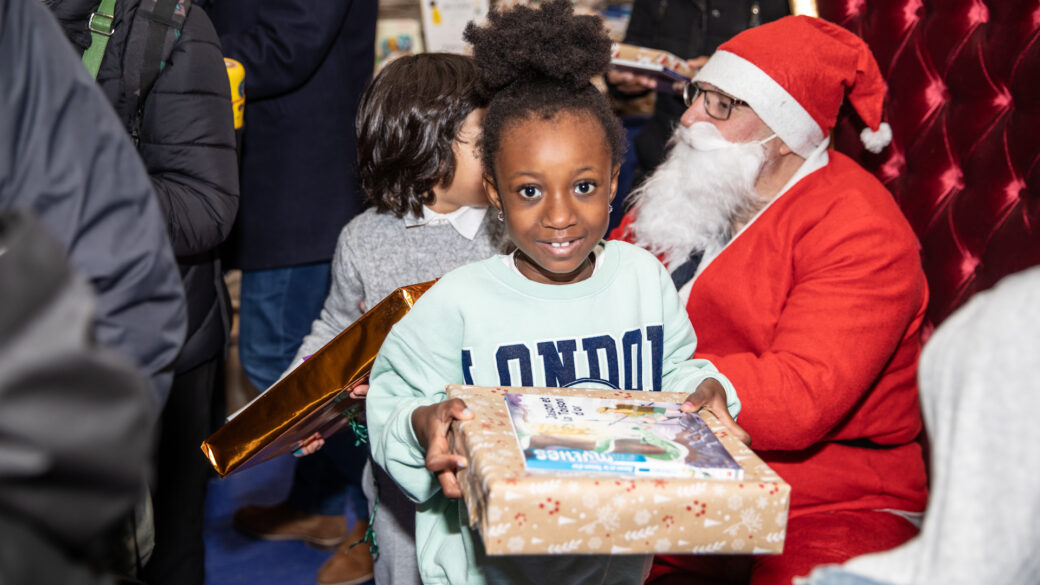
[366,283,466,504]
[656,262,741,418]
[696,199,926,451]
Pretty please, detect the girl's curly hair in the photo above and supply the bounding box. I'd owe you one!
[356,53,488,218]
[463,0,625,179]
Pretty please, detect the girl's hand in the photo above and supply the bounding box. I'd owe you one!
[293,432,325,457]
[681,378,752,446]
[411,399,474,499]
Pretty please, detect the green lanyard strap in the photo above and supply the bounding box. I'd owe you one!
[81,0,117,79]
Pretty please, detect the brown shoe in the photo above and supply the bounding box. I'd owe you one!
[316,520,374,585]
[232,500,347,550]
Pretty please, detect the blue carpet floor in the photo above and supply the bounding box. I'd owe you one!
[203,454,373,585]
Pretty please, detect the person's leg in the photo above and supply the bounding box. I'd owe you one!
[237,262,331,391]
[140,357,221,585]
[648,509,918,585]
[234,262,355,548]
[370,462,421,585]
[750,510,918,585]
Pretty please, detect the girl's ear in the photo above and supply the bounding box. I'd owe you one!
[483,173,503,212]
[609,165,621,203]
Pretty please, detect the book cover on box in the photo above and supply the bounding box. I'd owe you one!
[505,393,743,480]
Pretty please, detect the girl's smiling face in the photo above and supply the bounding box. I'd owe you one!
[485,111,618,285]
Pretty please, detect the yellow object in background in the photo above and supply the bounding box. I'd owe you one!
[224,58,245,129]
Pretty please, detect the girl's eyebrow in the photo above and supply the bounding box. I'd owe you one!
[509,166,600,180]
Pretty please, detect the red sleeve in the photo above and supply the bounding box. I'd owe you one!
[694,197,927,451]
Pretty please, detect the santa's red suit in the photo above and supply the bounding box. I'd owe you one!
[612,151,929,583]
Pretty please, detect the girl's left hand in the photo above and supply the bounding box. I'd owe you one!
[681,379,752,446]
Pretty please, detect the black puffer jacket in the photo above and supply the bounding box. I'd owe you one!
[46,0,239,373]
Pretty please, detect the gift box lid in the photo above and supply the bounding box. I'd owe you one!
[448,385,791,556]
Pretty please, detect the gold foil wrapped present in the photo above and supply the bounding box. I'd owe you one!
[201,281,435,477]
[447,385,791,555]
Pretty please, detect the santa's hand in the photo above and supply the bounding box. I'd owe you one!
[681,379,752,446]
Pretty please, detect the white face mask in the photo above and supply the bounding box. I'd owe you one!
[683,122,777,151]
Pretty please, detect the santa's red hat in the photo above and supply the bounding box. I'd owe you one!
[694,15,892,158]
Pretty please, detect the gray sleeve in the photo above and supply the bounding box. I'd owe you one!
[283,222,366,376]
[0,0,187,407]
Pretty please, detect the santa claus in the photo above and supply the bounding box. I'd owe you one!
[611,15,930,585]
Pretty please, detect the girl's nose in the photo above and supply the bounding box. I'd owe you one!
[542,191,576,229]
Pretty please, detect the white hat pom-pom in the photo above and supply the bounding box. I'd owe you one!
[860,122,892,153]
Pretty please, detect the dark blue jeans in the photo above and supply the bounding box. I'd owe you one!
[238,262,366,519]
[238,262,331,392]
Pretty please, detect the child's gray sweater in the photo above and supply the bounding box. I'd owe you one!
[286,206,501,370]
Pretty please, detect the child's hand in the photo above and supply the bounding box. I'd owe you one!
[348,382,369,400]
[293,432,325,457]
[681,379,752,446]
[411,399,474,499]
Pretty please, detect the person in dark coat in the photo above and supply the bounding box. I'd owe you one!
[1,0,183,580]
[198,3,377,578]
[2,3,187,413]
[43,0,239,582]
[201,0,377,393]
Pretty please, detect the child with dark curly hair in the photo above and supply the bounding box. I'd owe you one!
[365,3,748,584]
[239,53,504,585]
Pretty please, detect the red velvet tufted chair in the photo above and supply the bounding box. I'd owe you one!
[813,0,1040,337]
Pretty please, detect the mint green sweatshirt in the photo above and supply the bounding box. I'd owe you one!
[366,240,739,585]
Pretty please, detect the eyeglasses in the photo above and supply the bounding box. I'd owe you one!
[682,82,748,121]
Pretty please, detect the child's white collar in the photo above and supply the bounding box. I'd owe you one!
[403,205,488,240]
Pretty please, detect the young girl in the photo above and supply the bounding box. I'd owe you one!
[365,3,747,585]
[236,53,503,585]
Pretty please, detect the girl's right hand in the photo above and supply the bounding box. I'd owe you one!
[411,399,474,499]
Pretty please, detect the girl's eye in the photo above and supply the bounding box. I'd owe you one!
[518,185,541,199]
[574,181,596,195]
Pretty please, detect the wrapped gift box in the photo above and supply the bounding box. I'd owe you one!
[447,385,790,555]
[201,281,434,477]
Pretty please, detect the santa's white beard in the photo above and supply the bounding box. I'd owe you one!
[628,122,768,267]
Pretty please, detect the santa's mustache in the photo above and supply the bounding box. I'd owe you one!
[627,123,767,267]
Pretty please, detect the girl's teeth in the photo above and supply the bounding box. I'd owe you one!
[551,241,569,248]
